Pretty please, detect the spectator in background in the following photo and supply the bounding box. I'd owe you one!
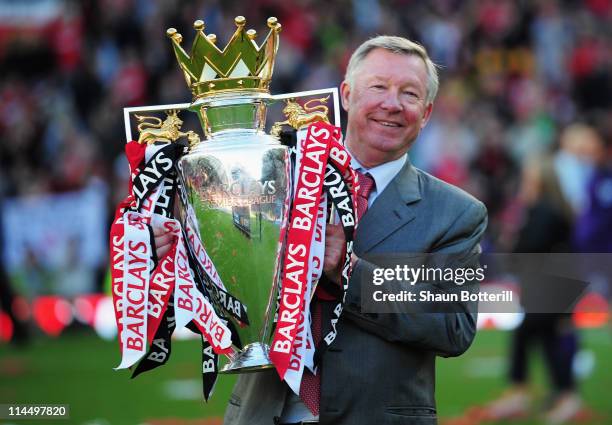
[476,156,584,424]
[554,124,605,215]
[0,197,29,346]
[574,141,612,253]
[572,124,611,337]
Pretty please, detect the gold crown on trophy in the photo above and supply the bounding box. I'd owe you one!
[167,16,282,99]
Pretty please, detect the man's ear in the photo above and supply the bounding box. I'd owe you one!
[421,102,434,129]
[340,80,351,112]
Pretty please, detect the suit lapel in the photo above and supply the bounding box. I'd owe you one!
[355,161,422,253]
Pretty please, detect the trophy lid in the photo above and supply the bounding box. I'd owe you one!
[167,16,282,101]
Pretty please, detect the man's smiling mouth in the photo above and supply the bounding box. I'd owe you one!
[372,119,402,127]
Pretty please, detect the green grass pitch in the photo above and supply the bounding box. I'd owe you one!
[0,327,609,424]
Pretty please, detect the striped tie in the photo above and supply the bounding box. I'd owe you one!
[355,170,375,219]
[299,302,322,415]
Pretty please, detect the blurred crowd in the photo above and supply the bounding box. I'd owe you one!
[0,1,610,422]
[0,0,611,290]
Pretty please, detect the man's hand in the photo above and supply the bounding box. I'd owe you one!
[153,224,175,259]
[323,223,346,285]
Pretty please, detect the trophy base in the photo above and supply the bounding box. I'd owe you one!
[220,342,274,374]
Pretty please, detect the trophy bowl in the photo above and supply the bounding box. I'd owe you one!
[178,92,289,373]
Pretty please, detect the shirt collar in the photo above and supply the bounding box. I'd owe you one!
[350,153,407,196]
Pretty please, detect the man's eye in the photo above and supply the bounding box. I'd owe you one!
[371,84,385,90]
[403,91,418,98]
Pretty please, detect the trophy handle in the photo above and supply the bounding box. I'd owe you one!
[270,96,331,136]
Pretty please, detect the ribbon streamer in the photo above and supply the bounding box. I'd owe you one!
[110,121,358,400]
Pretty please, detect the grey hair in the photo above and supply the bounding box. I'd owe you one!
[345,36,439,105]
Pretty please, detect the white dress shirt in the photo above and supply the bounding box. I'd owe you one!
[351,153,408,207]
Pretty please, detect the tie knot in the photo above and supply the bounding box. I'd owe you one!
[356,170,375,200]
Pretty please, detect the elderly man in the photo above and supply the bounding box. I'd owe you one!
[223,35,487,425]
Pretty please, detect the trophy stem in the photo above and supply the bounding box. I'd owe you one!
[220,342,274,374]
[191,93,269,137]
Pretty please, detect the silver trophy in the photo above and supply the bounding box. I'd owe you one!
[124,16,339,373]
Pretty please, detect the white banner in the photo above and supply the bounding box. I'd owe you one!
[2,183,108,272]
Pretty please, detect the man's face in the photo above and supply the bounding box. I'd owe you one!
[341,48,433,168]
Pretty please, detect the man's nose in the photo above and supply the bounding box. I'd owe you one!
[380,91,402,111]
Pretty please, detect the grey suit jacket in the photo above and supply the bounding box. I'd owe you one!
[224,161,488,425]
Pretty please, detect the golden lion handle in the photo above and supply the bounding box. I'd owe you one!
[270,96,331,137]
[135,110,202,146]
